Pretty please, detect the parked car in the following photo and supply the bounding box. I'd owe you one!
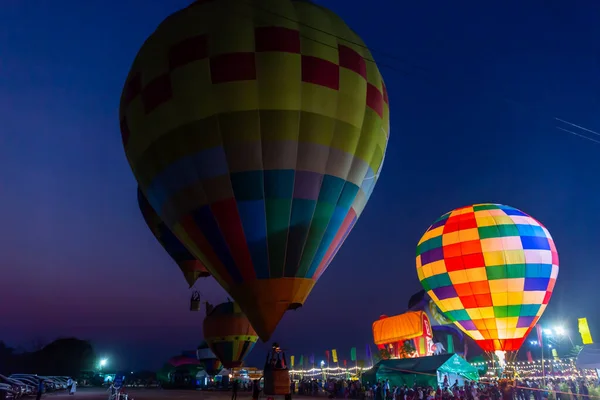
[0,382,18,399]
[0,375,26,398]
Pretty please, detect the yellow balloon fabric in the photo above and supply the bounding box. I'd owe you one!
[120,0,389,341]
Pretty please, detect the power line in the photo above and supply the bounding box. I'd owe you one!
[212,0,600,146]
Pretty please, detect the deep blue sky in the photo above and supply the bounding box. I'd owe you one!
[2,0,600,370]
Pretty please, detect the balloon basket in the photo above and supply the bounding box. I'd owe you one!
[190,291,201,311]
[263,343,291,396]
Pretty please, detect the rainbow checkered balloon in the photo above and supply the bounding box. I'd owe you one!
[416,204,559,352]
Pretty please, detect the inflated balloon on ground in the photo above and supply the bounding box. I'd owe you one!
[120,0,390,341]
[416,204,559,355]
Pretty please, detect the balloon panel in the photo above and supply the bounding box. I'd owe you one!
[203,302,258,368]
[138,188,209,287]
[121,0,389,341]
[416,204,559,352]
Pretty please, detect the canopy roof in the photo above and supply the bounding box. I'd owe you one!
[372,311,427,345]
[576,345,600,370]
[374,354,479,382]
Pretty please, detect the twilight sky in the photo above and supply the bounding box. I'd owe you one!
[2,0,600,370]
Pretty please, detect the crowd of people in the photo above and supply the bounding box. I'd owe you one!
[291,376,599,400]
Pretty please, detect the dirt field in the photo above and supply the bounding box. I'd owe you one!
[49,388,308,400]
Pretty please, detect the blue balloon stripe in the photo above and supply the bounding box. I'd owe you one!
[191,205,243,283]
[147,146,229,212]
[306,205,349,277]
[236,200,270,279]
[285,199,317,277]
[315,215,357,279]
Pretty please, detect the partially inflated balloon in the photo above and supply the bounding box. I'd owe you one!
[416,204,559,352]
[203,302,258,368]
[138,187,209,287]
[120,0,389,340]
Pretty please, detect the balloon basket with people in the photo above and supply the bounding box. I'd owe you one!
[263,343,291,399]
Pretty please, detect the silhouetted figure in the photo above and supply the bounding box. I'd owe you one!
[232,379,239,400]
[36,379,44,400]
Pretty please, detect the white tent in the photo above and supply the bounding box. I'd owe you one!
[197,347,217,360]
[195,370,209,378]
[576,345,600,369]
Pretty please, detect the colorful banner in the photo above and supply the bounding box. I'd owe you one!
[579,318,594,345]
[343,359,347,367]
[290,355,295,367]
[365,344,372,366]
[552,348,559,360]
[536,324,543,347]
[447,334,454,353]
[350,347,357,362]
[526,351,533,362]
[325,350,330,363]
[309,354,314,364]
[332,349,338,363]
[299,355,304,366]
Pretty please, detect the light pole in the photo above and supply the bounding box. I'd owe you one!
[553,326,575,347]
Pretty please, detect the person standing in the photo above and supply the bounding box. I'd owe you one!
[232,379,239,400]
[69,380,77,395]
[36,379,45,400]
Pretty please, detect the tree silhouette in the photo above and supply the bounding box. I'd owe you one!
[0,337,96,376]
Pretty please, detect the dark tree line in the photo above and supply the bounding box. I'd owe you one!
[0,338,96,377]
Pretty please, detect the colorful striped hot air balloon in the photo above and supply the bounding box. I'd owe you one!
[416,204,559,363]
[203,301,258,369]
[138,187,209,287]
[120,0,389,341]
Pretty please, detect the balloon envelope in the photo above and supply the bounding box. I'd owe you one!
[121,0,389,340]
[203,302,258,369]
[138,187,209,287]
[415,204,559,352]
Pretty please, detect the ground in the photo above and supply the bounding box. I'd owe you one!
[48,388,309,400]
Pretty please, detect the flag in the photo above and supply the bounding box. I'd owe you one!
[447,335,454,353]
[536,324,543,347]
[291,355,295,367]
[365,344,373,366]
[299,355,304,366]
[343,359,347,367]
[526,351,533,362]
[463,340,468,359]
[325,350,330,363]
[332,349,338,363]
[350,347,357,362]
[309,354,314,364]
[579,318,594,344]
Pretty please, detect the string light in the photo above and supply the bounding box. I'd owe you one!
[288,357,598,381]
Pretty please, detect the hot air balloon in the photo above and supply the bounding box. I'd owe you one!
[138,187,210,289]
[120,0,389,341]
[415,204,559,364]
[203,301,258,369]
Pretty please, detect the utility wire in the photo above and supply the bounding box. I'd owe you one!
[212,0,600,146]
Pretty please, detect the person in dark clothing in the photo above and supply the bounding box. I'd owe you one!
[36,379,45,400]
[375,382,383,400]
[232,379,239,400]
[252,379,261,400]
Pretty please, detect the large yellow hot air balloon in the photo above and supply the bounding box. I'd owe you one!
[416,204,559,363]
[120,0,389,341]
